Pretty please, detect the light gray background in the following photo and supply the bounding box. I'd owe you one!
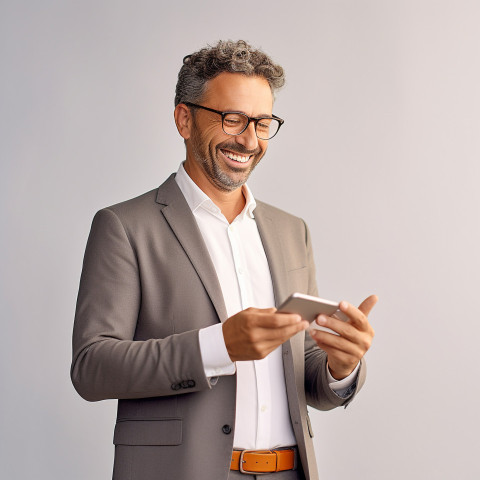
[1,1,479,478]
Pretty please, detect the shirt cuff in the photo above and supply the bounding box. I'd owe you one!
[198,323,236,378]
[327,362,360,398]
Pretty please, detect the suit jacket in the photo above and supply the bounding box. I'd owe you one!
[71,173,365,480]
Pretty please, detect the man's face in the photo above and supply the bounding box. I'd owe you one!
[184,72,273,192]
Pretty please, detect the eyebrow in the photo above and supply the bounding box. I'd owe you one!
[225,109,274,117]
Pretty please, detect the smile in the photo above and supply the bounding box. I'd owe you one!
[220,149,252,164]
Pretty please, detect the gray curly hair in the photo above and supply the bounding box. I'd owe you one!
[174,40,285,106]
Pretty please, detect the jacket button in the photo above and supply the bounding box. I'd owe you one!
[222,425,232,434]
[181,381,189,388]
[171,383,181,391]
[187,380,195,387]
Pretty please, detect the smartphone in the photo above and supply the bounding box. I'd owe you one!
[277,292,348,335]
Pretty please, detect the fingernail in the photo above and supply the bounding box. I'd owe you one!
[317,315,327,325]
[340,301,348,310]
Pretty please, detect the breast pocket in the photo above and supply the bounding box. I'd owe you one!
[113,418,182,446]
[287,266,309,294]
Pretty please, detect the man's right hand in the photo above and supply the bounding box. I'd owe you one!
[222,308,310,362]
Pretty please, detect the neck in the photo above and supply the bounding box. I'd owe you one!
[184,162,246,223]
[211,188,246,224]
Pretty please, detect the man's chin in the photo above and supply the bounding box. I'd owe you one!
[210,160,253,191]
[212,174,248,192]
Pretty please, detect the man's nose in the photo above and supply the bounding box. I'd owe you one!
[235,121,259,151]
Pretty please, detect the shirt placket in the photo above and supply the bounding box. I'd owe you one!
[227,222,251,309]
[227,220,271,448]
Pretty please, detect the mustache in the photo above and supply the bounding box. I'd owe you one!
[217,142,260,156]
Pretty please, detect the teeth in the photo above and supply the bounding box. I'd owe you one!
[222,150,250,163]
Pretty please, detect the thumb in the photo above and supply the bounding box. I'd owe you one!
[358,295,378,316]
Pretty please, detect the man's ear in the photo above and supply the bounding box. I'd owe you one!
[174,103,192,140]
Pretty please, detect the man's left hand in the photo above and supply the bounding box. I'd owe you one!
[309,295,378,380]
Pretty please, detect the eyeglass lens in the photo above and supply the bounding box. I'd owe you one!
[223,113,280,140]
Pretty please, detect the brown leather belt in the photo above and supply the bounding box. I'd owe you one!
[231,448,296,474]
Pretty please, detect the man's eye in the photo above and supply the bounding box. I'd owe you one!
[257,120,272,131]
[224,118,241,126]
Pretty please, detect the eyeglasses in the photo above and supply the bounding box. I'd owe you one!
[183,102,284,140]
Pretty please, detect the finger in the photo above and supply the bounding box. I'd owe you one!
[314,314,360,341]
[261,319,310,341]
[239,309,300,329]
[358,295,378,316]
[248,321,309,358]
[336,302,365,329]
[257,312,303,329]
[283,320,310,337]
[338,297,377,330]
[249,307,277,314]
[310,329,366,358]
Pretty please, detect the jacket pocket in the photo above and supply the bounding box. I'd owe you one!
[113,418,182,446]
[287,266,309,294]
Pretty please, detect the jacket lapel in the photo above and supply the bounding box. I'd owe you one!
[155,174,228,323]
[253,202,289,307]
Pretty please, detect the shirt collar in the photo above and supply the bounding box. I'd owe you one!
[175,162,256,220]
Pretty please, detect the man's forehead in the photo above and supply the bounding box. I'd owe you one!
[201,72,273,114]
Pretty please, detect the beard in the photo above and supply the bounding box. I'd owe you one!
[189,120,264,192]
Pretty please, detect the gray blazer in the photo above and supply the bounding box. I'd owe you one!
[71,174,365,480]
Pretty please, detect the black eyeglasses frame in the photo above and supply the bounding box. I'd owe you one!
[183,102,284,140]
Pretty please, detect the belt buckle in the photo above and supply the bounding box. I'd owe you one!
[239,449,276,474]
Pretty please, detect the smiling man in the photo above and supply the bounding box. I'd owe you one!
[72,40,377,480]
[179,73,271,198]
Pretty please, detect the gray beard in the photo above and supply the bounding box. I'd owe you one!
[190,130,256,193]
[207,154,249,192]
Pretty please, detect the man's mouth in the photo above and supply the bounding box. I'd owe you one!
[220,148,253,164]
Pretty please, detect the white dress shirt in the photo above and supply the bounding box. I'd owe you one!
[175,163,357,450]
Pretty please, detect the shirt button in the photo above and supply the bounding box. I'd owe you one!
[222,424,232,434]
[261,405,267,412]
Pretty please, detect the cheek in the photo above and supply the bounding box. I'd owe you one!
[210,134,233,153]
[197,130,219,154]
[202,120,222,139]
[259,140,268,155]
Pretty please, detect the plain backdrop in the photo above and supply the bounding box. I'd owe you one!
[1,1,479,479]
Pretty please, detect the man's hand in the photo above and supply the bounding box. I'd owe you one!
[309,295,378,380]
[223,307,310,362]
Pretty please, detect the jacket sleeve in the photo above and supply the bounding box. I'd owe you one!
[302,221,366,410]
[71,208,212,402]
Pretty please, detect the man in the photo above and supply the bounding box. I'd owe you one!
[71,40,377,480]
